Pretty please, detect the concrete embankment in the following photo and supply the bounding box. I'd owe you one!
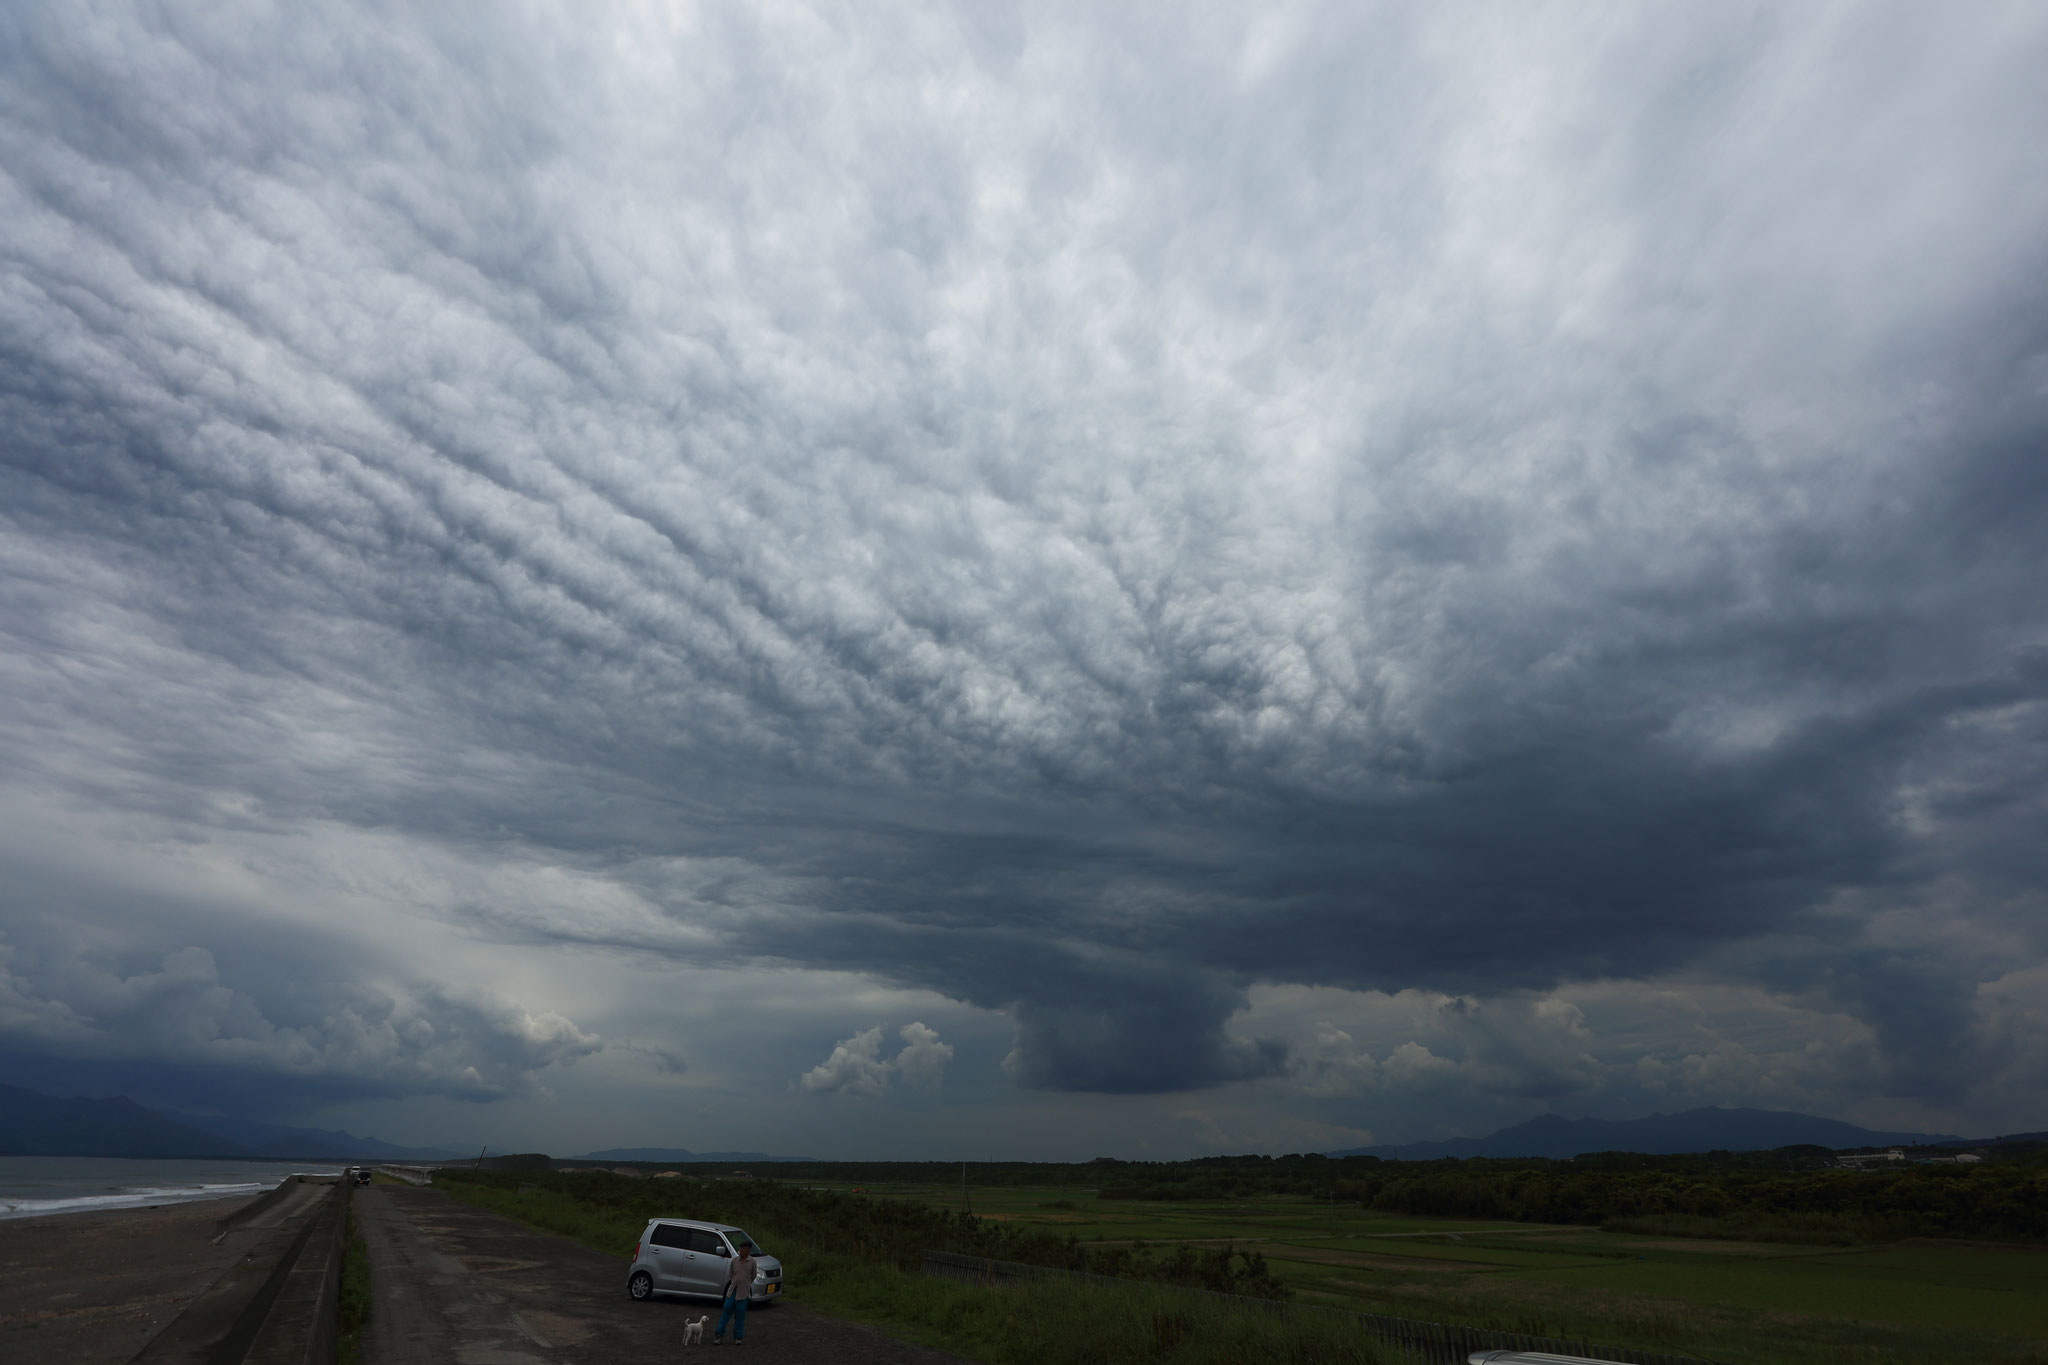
[244,1182,346,1365]
[130,1176,346,1365]
[214,1176,313,1240]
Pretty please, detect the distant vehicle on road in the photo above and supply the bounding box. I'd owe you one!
[626,1219,784,1304]
[353,1168,373,1186]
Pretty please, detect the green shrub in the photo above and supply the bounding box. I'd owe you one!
[336,1191,373,1365]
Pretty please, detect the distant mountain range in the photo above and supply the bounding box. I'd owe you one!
[0,1083,465,1160]
[0,1083,248,1158]
[158,1109,468,1161]
[576,1146,816,1163]
[12,1082,2025,1168]
[1327,1107,1967,1160]
[0,1084,805,1163]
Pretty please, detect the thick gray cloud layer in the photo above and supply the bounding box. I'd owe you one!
[2,1,2045,1139]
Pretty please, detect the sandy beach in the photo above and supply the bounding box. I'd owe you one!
[0,1195,252,1365]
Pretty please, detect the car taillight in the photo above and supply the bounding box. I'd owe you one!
[633,1241,641,1257]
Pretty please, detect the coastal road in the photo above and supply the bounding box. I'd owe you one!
[356,1183,976,1365]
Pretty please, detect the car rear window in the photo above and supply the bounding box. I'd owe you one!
[650,1224,692,1248]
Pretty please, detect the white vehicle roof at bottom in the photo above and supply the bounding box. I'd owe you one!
[1468,1353,1638,1365]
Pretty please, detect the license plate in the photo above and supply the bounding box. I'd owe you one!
[766,1283,779,1294]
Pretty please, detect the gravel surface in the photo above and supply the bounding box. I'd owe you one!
[358,1182,980,1365]
[0,1196,252,1365]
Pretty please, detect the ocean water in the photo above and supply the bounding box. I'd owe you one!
[0,1155,343,1220]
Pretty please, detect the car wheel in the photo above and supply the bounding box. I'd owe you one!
[628,1271,653,1301]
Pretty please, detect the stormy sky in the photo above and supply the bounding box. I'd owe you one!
[2,1,2045,1160]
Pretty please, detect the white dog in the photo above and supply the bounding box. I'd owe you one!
[683,1315,709,1347]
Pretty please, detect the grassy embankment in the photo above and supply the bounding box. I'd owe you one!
[435,1171,1409,1365]
[336,1186,373,1365]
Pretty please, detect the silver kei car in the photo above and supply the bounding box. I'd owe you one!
[626,1218,784,1305]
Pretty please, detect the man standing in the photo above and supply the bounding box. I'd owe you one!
[712,1240,756,1344]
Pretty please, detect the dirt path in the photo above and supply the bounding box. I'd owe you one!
[357,1183,979,1365]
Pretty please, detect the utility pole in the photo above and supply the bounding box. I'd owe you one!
[475,1146,488,1172]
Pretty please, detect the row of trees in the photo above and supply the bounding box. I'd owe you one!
[502,1143,2048,1245]
[1088,1148,2048,1242]
[1344,1159,2048,1241]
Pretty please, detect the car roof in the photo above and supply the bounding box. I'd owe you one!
[645,1217,740,1233]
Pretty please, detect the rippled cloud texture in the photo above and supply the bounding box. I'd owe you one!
[2,1,2046,1156]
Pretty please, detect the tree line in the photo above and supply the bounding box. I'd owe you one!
[491,1142,2048,1245]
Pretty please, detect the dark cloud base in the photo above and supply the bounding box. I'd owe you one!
[0,1,2045,1126]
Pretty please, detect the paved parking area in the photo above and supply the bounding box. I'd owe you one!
[356,1183,977,1365]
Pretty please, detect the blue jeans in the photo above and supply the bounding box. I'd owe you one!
[715,1292,748,1341]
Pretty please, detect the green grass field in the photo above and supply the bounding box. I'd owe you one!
[433,1177,1417,1365]
[801,1180,2048,1364]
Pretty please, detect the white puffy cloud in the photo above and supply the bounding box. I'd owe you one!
[0,940,92,1044]
[799,1021,954,1096]
[799,1026,895,1097]
[1443,996,1604,1100]
[1283,1024,1380,1098]
[1379,1041,1463,1095]
[894,1020,957,1089]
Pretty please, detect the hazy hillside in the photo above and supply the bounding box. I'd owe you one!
[0,1083,246,1158]
[576,1146,814,1163]
[0,1085,462,1160]
[159,1109,462,1159]
[1329,1107,1964,1160]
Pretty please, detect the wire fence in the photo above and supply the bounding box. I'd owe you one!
[921,1249,1729,1365]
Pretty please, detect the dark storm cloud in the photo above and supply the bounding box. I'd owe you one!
[0,934,599,1107]
[2,0,2046,1114]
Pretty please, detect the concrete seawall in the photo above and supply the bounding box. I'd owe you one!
[245,1184,345,1365]
[216,1176,312,1240]
[131,1178,346,1365]
[372,1164,436,1186]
